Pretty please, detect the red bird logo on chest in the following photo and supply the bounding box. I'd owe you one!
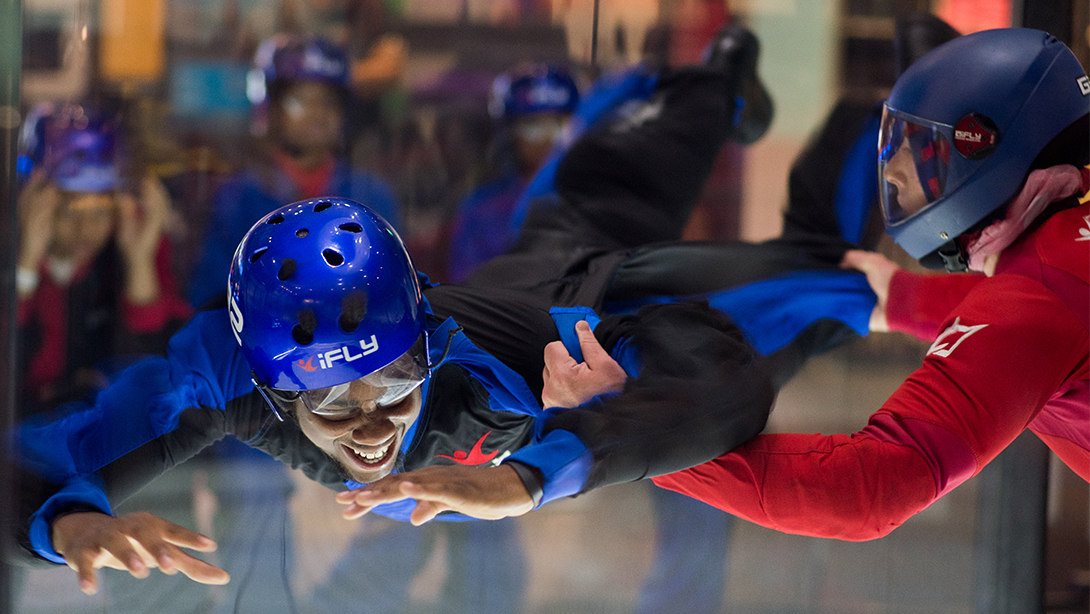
[434,431,499,465]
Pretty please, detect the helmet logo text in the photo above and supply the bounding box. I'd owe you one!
[1078,76,1090,96]
[314,336,380,370]
[953,114,999,160]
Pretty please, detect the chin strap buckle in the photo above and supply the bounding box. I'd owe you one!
[937,240,969,273]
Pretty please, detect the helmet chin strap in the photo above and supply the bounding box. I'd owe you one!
[936,239,969,273]
[426,326,464,374]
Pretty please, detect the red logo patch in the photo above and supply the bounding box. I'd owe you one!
[953,114,999,159]
[435,431,499,465]
[297,357,317,372]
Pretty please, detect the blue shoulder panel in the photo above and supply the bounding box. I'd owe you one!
[17,310,255,482]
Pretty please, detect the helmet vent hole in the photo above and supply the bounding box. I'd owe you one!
[293,309,317,345]
[339,223,362,233]
[249,247,269,263]
[292,325,314,346]
[268,214,285,225]
[323,249,344,266]
[278,258,297,280]
[339,290,368,333]
[314,201,333,213]
[296,228,309,238]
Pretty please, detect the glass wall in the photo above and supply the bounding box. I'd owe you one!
[6,0,1087,612]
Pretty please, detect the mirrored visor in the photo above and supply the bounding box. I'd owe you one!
[878,107,952,226]
[264,341,427,419]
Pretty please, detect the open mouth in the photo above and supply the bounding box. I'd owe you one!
[342,439,395,471]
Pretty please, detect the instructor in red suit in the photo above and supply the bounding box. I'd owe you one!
[650,28,1089,540]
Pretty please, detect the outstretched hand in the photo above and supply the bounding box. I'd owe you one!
[541,320,627,408]
[841,249,900,333]
[335,464,535,525]
[51,511,229,595]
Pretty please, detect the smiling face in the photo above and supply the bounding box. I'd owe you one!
[293,381,423,484]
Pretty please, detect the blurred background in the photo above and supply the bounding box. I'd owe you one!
[1,0,1088,612]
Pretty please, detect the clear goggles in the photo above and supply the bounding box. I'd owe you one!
[260,343,427,420]
[878,107,951,226]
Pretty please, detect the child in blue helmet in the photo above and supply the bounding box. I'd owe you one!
[447,64,580,282]
[186,34,400,308]
[15,102,193,417]
[652,28,1090,539]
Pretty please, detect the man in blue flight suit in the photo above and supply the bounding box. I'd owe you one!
[10,25,877,604]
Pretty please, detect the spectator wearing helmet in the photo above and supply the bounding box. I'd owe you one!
[446,64,579,282]
[15,102,193,417]
[652,28,1090,540]
[187,34,399,308]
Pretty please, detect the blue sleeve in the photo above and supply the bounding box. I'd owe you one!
[17,310,256,554]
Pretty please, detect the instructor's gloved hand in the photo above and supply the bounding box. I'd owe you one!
[51,511,229,595]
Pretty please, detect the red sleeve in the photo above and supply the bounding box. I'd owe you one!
[885,270,987,341]
[654,274,1087,540]
[121,238,194,333]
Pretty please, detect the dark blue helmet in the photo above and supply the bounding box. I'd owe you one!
[489,64,580,119]
[878,28,1089,268]
[19,102,120,192]
[230,198,427,401]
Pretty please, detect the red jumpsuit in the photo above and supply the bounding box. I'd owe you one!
[653,199,1090,540]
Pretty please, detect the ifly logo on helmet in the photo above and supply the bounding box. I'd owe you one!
[297,336,380,372]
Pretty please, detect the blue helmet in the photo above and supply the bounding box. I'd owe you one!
[230,198,427,398]
[878,28,1089,269]
[19,102,120,193]
[489,64,580,119]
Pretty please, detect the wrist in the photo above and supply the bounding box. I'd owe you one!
[503,461,544,507]
[50,505,107,555]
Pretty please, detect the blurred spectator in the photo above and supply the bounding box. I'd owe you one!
[15,102,193,417]
[447,63,579,282]
[187,34,399,307]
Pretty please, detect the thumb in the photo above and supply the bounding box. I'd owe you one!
[575,320,610,367]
